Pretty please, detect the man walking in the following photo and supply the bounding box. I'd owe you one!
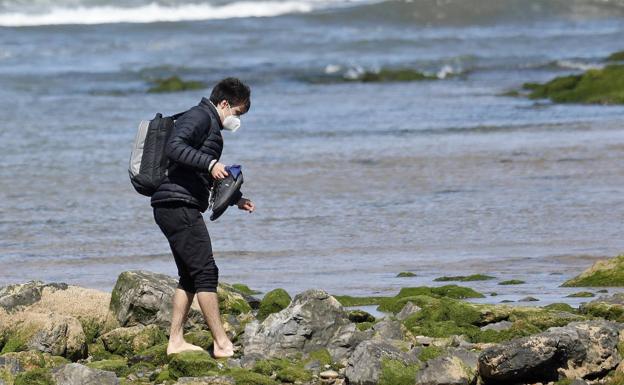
[151,78,255,357]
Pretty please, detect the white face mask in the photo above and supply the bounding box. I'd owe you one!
[222,103,241,132]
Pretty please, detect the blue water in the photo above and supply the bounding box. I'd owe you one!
[1,0,624,306]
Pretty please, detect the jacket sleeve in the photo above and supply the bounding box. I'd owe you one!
[165,109,216,172]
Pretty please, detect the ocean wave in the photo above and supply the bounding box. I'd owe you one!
[0,0,362,26]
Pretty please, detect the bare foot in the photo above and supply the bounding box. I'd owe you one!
[166,340,204,355]
[212,340,234,358]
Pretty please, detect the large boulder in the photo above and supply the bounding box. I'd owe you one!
[1,311,87,360]
[110,271,204,329]
[109,271,256,330]
[243,290,360,362]
[415,348,478,385]
[345,339,420,385]
[478,321,622,383]
[52,363,119,385]
[579,293,624,322]
[0,281,68,311]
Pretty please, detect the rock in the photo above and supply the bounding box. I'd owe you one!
[371,320,405,341]
[148,76,205,94]
[415,349,478,385]
[0,281,68,311]
[478,320,622,383]
[579,293,624,322]
[320,369,339,379]
[396,301,421,321]
[345,340,419,385]
[415,336,434,346]
[347,310,375,323]
[110,270,203,329]
[174,376,236,385]
[256,288,291,321]
[0,355,22,375]
[168,351,219,379]
[519,296,539,302]
[1,311,87,360]
[480,320,513,332]
[52,363,119,385]
[562,254,624,287]
[0,351,68,372]
[110,271,255,329]
[243,290,361,361]
[99,324,166,357]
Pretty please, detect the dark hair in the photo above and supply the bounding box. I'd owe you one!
[209,77,251,114]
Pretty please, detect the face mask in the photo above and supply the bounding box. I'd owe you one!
[222,103,241,132]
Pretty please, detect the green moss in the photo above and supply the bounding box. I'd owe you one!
[87,358,129,377]
[231,283,261,295]
[251,358,312,383]
[418,346,445,362]
[566,291,595,298]
[168,351,218,379]
[133,325,168,353]
[80,318,103,344]
[276,365,312,383]
[396,272,416,278]
[607,51,624,61]
[605,370,624,385]
[347,309,375,323]
[396,285,485,300]
[218,284,253,315]
[14,368,53,385]
[333,295,389,307]
[434,274,495,282]
[563,255,624,287]
[356,321,375,331]
[184,330,214,350]
[355,68,435,83]
[378,358,420,385]
[0,335,27,354]
[228,367,278,385]
[147,76,205,93]
[304,349,332,367]
[257,289,291,321]
[523,65,624,104]
[0,351,68,372]
[154,368,172,383]
[580,302,624,322]
[135,342,168,366]
[543,303,577,313]
[88,341,117,361]
[498,280,525,285]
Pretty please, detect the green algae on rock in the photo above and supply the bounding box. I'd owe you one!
[14,367,54,385]
[607,51,624,61]
[231,284,261,296]
[378,357,420,385]
[498,279,525,285]
[86,358,129,377]
[562,255,624,287]
[523,65,624,104]
[167,350,219,379]
[354,68,436,83]
[566,291,595,298]
[434,274,496,282]
[147,76,205,93]
[396,272,416,278]
[256,288,291,321]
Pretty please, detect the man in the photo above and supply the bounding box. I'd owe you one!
[151,77,255,358]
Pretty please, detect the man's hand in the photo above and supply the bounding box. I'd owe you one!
[211,162,228,180]
[237,198,255,213]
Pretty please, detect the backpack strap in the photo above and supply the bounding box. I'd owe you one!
[170,110,188,120]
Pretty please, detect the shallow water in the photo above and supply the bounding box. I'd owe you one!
[1,0,624,306]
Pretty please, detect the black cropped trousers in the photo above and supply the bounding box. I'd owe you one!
[153,202,218,293]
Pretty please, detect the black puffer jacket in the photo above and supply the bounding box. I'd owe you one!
[151,97,238,212]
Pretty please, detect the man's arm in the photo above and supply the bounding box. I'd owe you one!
[166,110,217,172]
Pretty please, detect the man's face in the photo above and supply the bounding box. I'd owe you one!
[217,100,245,123]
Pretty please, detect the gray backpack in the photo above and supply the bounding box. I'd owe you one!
[128,111,186,196]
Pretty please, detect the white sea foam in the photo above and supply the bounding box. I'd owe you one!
[0,1,344,27]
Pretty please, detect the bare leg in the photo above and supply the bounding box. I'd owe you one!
[196,291,234,358]
[167,288,204,355]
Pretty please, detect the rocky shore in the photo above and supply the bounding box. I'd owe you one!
[1,255,624,385]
